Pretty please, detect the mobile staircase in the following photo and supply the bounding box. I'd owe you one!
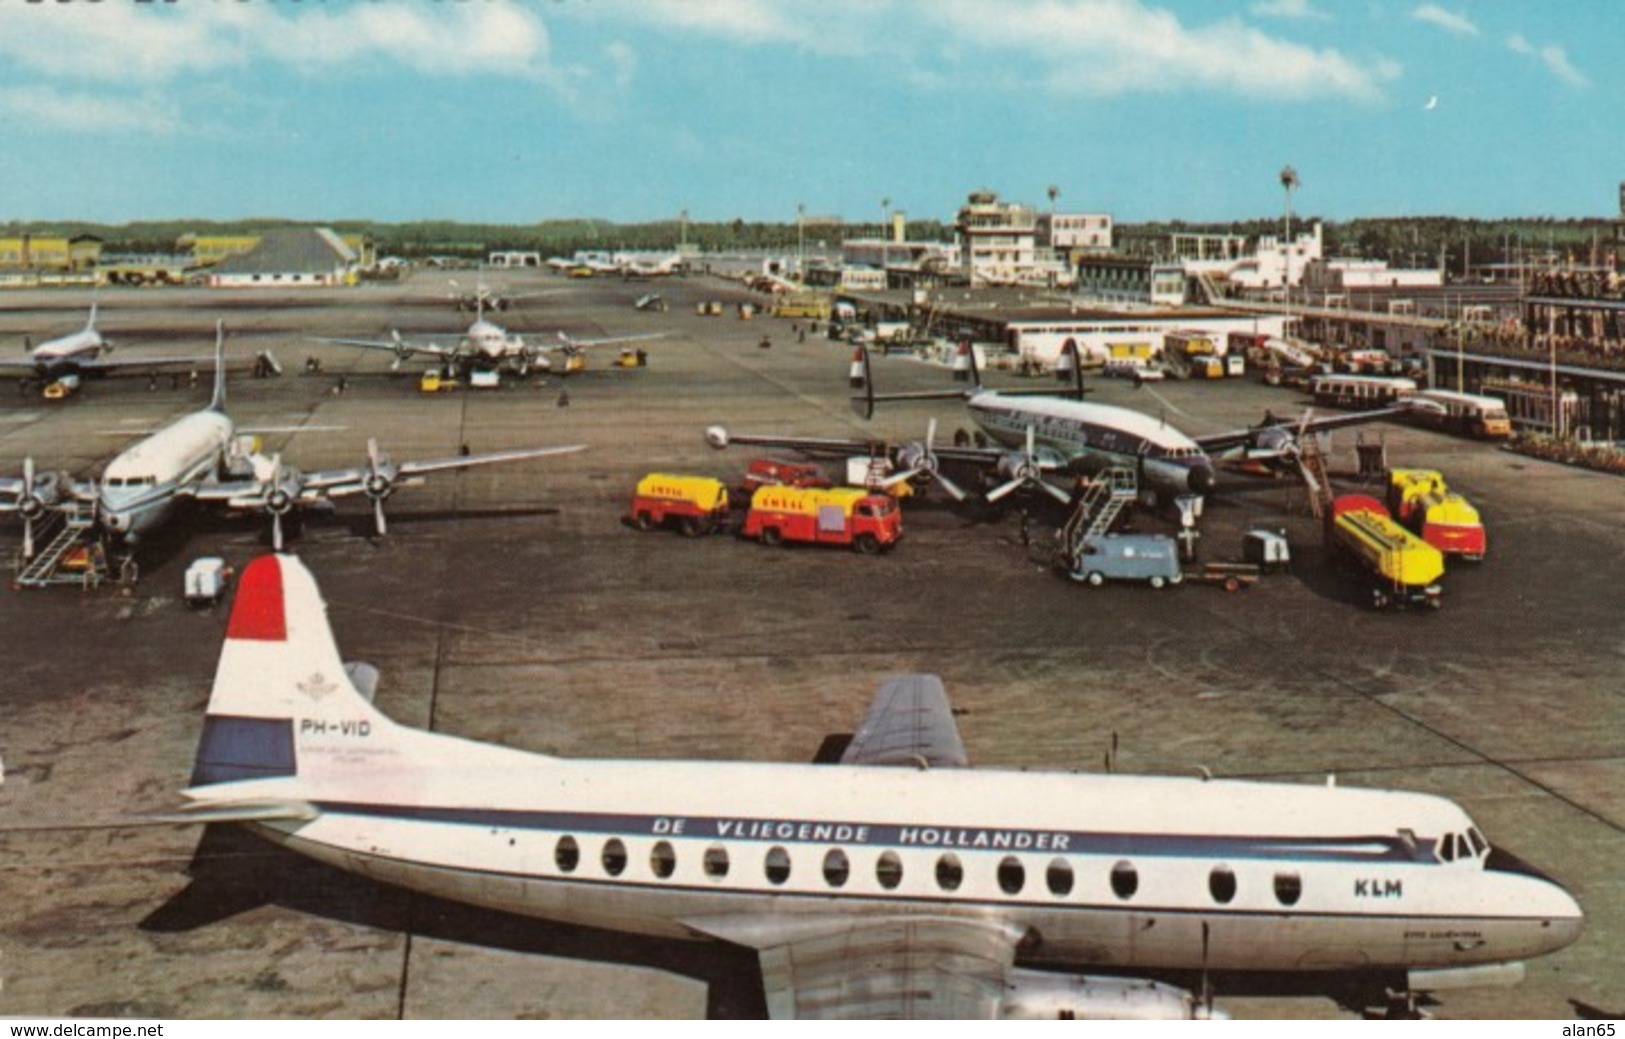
[1055,466,1138,573]
[13,503,108,590]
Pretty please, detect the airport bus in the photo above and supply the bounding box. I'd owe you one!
[1405,389,1513,439]
[1310,374,1417,409]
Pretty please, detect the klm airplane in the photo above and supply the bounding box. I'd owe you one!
[173,554,1583,1019]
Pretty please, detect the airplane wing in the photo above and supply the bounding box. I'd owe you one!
[840,674,970,768]
[705,428,1000,467]
[297,443,585,496]
[314,335,460,362]
[685,915,1020,1019]
[553,331,668,354]
[1193,407,1406,455]
[0,354,210,376]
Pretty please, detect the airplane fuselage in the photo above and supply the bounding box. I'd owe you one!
[99,410,232,540]
[967,392,1217,497]
[238,747,1579,978]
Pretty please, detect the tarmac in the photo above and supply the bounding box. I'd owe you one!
[0,270,1620,1019]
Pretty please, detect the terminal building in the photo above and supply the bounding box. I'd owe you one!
[204,227,362,288]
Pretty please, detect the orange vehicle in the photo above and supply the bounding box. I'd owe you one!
[627,473,731,536]
[741,485,901,553]
[737,458,832,499]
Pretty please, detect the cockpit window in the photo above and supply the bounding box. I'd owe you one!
[1467,827,1489,857]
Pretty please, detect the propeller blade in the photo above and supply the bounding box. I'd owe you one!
[1034,478,1074,506]
[984,478,1025,504]
[23,455,34,496]
[368,437,382,471]
[373,496,388,537]
[933,470,971,503]
[22,514,34,560]
[271,511,284,552]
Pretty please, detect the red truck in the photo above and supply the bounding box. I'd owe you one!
[627,473,731,536]
[741,485,902,553]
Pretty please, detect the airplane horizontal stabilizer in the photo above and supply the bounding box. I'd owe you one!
[156,798,318,825]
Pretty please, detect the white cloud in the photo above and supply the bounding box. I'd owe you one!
[0,4,558,84]
[1508,33,1588,89]
[1411,5,1478,36]
[0,86,183,136]
[926,0,1397,103]
[1251,0,1329,20]
[607,0,882,56]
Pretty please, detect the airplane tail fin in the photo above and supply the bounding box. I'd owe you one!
[85,301,98,332]
[189,554,392,790]
[209,320,227,412]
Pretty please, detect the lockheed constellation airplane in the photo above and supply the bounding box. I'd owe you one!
[708,342,1400,505]
[170,553,1582,1019]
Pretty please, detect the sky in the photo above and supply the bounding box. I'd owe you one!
[0,0,1619,227]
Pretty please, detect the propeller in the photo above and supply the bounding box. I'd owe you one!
[890,418,970,502]
[389,329,410,371]
[19,456,43,559]
[985,425,1072,505]
[252,453,299,552]
[362,438,398,537]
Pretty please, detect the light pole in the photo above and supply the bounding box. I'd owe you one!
[879,197,891,276]
[1280,165,1299,313]
[796,202,805,280]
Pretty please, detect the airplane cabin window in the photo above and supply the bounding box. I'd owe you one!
[703,845,730,880]
[601,838,627,877]
[1046,858,1074,897]
[1274,871,1302,906]
[876,851,904,890]
[554,835,579,873]
[823,848,850,888]
[997,856,1025,895]
[1209,865,1237,904]
[935,854,963,892]
[650,841,676,879]
[1110,860,1138,900]
[764,846,791,886]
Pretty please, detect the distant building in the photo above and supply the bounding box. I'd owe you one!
[1039,212,1113,254]
[184,230,375,272]
[1075,255,1188,306]
[1303,258,1444,292]
[206,227,360,288]
[954,189,1038,286]
[0,233,102,272]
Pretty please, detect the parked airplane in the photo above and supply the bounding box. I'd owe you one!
[0,303,211,399]
[0,323,584,554]
[318,297,662,386]
[172,552,1583,1019]
[708,343,1398,504]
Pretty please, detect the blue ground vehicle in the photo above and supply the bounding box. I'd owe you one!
[1067,533,1183,588]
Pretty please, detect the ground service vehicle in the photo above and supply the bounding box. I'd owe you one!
[1067,533,1184,588]
[772,294,831,320]
[1387,469,1486,560]
[1312,374,1417,409]
[741,485,901,553]
[737,458,831,499]
[184,557,231,608]
[628,473,731,536]
[1404,389,1513,439]
[1328,494,1444,610]
[1162,331,1224,379]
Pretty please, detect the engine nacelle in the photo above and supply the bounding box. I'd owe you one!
[999,970,1226,1021]
[996,451,1037,483]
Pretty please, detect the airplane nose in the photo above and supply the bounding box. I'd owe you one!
[1189,464,1217,494]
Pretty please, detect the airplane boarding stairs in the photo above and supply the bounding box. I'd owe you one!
[1055,466,1139,570]
[13,503,108,589]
